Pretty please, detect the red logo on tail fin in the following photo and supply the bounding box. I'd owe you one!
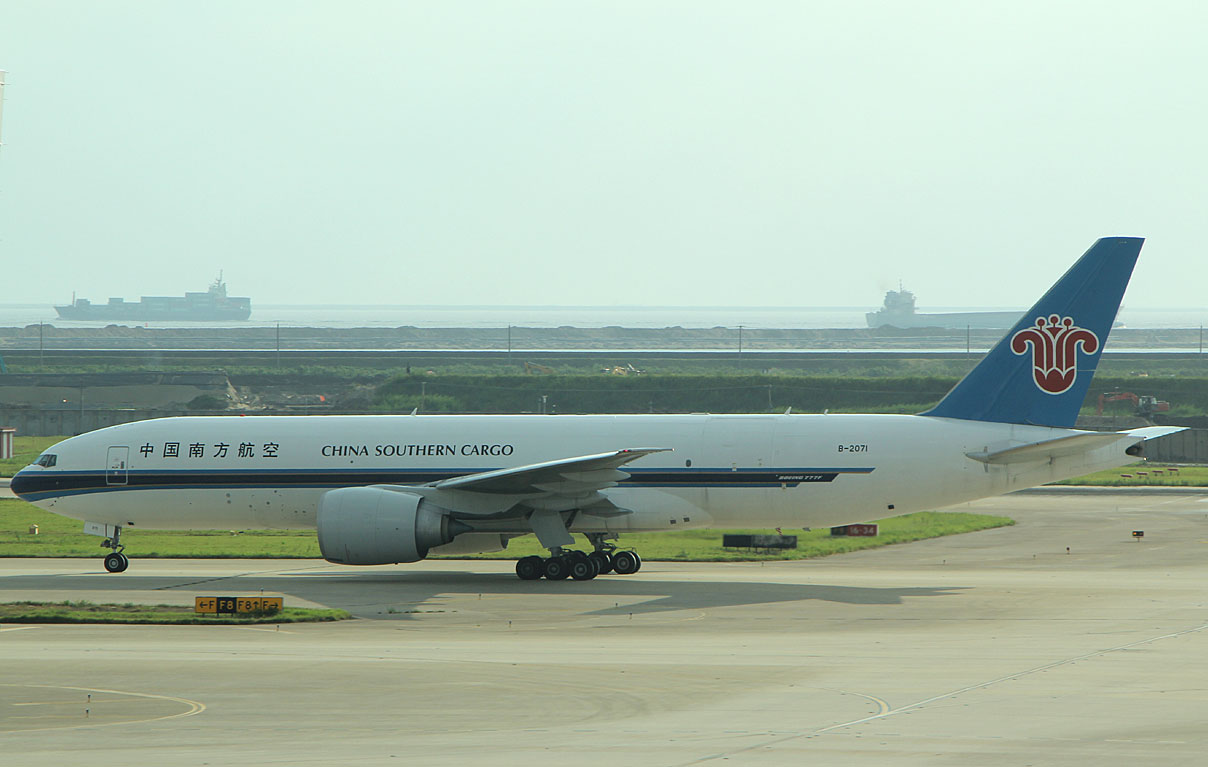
[1010,315,1099,394]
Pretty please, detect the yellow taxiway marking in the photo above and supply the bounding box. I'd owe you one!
[12,697,128,706]
[0,626,40,633]
[0,683,205,732]
[817,687,891,716]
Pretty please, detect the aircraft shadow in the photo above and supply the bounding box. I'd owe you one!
[0,568,967,618]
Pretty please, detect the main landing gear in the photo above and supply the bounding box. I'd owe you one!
[514,533,642,581]
[102,526,129,573]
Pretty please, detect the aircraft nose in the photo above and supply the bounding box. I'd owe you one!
[10,469,40,501]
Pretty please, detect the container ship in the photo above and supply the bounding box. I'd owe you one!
[866,285,1021,329]
[55,275,252,322]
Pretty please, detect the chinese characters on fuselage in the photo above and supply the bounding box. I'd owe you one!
[139,442,280,459]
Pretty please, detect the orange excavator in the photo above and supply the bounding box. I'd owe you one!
[1095,392,1170,418]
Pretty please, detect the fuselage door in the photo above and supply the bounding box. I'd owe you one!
[705,416,771,468]
[106,446,129,486]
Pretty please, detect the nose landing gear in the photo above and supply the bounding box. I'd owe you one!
[101,526,129,573]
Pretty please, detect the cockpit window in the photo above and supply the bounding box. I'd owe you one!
[34,454,57,468]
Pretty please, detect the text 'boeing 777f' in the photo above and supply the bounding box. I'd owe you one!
[12,237,1179,579]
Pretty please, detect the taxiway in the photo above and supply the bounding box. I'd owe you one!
[2,491,1207,766]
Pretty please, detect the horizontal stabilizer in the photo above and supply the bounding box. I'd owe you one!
[1121,425,1186,441]
[966,426,1184,465]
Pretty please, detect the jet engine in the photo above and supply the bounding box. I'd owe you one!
[429,533,509,556]
[317,487,469,565]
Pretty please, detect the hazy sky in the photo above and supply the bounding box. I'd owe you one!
[1,1,1205,308]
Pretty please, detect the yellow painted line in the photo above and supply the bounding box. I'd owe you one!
[0,683,205,732]
[0,626,40,633]
[837,689,890,715]
[12,697,127,706]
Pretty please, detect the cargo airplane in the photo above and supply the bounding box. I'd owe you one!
[12,237,1178,580]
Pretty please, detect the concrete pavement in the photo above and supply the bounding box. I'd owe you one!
[2,491,1207,766]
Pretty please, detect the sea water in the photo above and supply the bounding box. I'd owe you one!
[0,304,1204,330]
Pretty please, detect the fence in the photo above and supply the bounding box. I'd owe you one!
[1144,429,1208,464]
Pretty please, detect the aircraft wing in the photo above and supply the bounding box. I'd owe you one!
[371,447,672,518]
[965,426,1184,465]
[433,447,671,494]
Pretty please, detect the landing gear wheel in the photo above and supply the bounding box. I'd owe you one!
[570,557,599,581]
[516,556,545,580]
[100,526,128,572]
[588,550,613,575]
[543,556,571,580]
[612,550,641,575]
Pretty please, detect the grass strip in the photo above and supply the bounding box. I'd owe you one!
[0,498,1013,561]
[0,498,324,558]
[1051,464,1208,487]
[0,436,66,478]
[442,511,1015,562]
[0,600,350,624]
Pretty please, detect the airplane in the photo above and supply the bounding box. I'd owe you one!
[11,237,1180,580]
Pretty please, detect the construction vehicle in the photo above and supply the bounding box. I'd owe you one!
[601,363,645,376]
[1095,391,1171,418]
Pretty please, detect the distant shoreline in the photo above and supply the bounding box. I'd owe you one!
[0,324,1205,352]
[0,304,1204,331]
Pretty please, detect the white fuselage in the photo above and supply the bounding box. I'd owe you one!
[15,413,1140,536]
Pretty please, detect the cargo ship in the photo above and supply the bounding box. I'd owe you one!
[866,285,1022,329]
[55,275,252,322]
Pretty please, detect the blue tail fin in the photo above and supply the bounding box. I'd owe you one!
[922,237,1142,427]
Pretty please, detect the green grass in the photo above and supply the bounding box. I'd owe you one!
[0,436,65,477]
[1052,464,1208,487]
[443,511,1016,562]
[0,499,323,557]
[7,347,1208,379]
[0,600,350,624]
[0,498,1012,561]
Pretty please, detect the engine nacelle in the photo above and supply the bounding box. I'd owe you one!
[428,533,509,556]
[317,487,467,565]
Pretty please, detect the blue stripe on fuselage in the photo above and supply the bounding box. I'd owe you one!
[12,466,876,502]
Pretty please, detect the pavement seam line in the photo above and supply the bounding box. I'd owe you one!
[681,620,1208,764]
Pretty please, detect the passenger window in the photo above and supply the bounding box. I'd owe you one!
[35,454,57,468]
